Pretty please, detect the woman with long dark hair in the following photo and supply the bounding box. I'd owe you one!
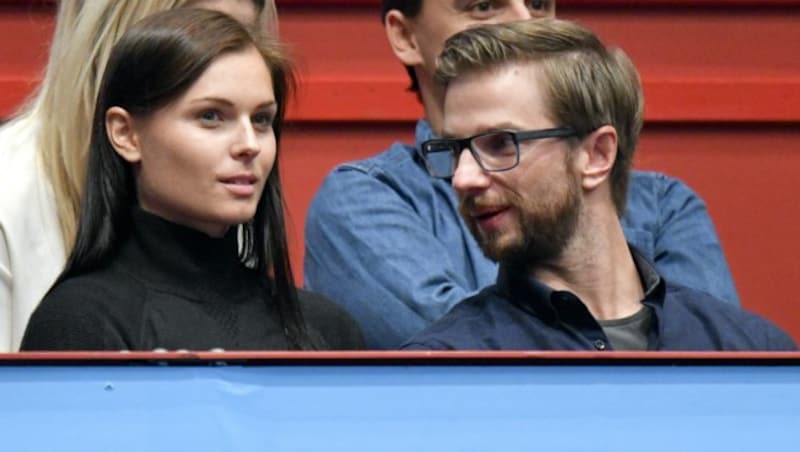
[0,0,279,352]
[20,8,363,351]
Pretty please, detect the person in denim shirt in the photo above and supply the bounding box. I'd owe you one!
[305,0,739,349]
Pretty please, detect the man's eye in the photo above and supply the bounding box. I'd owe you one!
[527,0,549,13]
[478,133,515,154]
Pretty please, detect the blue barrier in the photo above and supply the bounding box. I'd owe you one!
[1,352,798,451]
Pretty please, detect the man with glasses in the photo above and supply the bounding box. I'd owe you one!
[402,19,793,351]
[305,0,740,349]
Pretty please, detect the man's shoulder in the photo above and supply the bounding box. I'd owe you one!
[327,141,420,178]
[622,170,706,244]
[309,118,440,212]
[662,282,737,316]
[628,170,696,202]
[663,281,756,319]
[661,282,797,350]
[628,170,701,206]
[401,286,502,350]
[308,140,442,216]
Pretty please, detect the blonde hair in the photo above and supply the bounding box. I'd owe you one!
[436,19,644,214]
[17,0,277,254]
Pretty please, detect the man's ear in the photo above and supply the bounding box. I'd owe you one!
[105,106,141,163]
[577,125,618,191]
[384,10,424,67]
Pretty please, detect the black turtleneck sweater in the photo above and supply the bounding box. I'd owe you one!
[20,210,364,351]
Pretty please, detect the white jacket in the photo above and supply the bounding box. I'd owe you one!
[0,116,66,351]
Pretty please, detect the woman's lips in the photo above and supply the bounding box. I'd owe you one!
[220,175,257,196]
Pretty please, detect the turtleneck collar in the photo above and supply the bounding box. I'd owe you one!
[117,208,264,303]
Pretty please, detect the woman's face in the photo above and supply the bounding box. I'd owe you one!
[124,46,277,237]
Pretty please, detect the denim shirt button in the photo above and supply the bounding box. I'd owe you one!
[593,340,607,350]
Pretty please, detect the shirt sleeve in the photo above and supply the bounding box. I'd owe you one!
[304,166,475,349]
[653,173,740,305]
[624,171,740,306]
[400,339,452,350]
[750,315,799,351]
[767,326,798,351]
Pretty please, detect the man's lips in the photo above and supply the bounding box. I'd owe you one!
[469,205,510,231]
[472,207,505,220]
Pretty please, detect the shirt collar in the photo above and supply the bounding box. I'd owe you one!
[121,208,262,302]
[415,119,435,150]
[496,264,560,323]
[629,245,665,303]
[496,244,667,322]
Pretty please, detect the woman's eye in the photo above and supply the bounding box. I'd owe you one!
[198,110,222,124]
[252,112,274,130]
[475,1,491,12]
[468,1,494,14]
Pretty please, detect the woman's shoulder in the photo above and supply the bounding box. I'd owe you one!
[21,270,142,351]
[40,270,126,309]
[296,288,365,350]
[38,264,149,320]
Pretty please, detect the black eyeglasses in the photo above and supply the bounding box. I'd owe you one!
[420,127,577,179]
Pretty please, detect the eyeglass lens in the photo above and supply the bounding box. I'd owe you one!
[471,132,518,171]
[423,142,458,178]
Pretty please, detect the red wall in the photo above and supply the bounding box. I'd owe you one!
[2,0,799,340]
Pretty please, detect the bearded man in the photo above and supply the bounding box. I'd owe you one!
[403,19,794,351]
[304,0,741,349]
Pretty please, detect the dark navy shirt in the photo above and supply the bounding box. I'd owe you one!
[403,249,796,351]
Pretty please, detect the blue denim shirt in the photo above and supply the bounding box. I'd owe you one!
[402,248,793,351]
[305,120,739,349]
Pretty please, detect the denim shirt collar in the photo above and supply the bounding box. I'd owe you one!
[406,119,436,169]
[496,245,666,326]
[415,119,436,148]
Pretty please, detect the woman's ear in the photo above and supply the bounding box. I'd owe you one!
[578,125,618,191]
[384,10,424,67]
[105,106,141,163]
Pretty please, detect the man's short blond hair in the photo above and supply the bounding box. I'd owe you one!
[436,18,644,215]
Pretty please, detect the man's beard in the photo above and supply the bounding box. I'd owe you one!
[461,164,581,268]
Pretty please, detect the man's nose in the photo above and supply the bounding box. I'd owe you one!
[452,149,491,194]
